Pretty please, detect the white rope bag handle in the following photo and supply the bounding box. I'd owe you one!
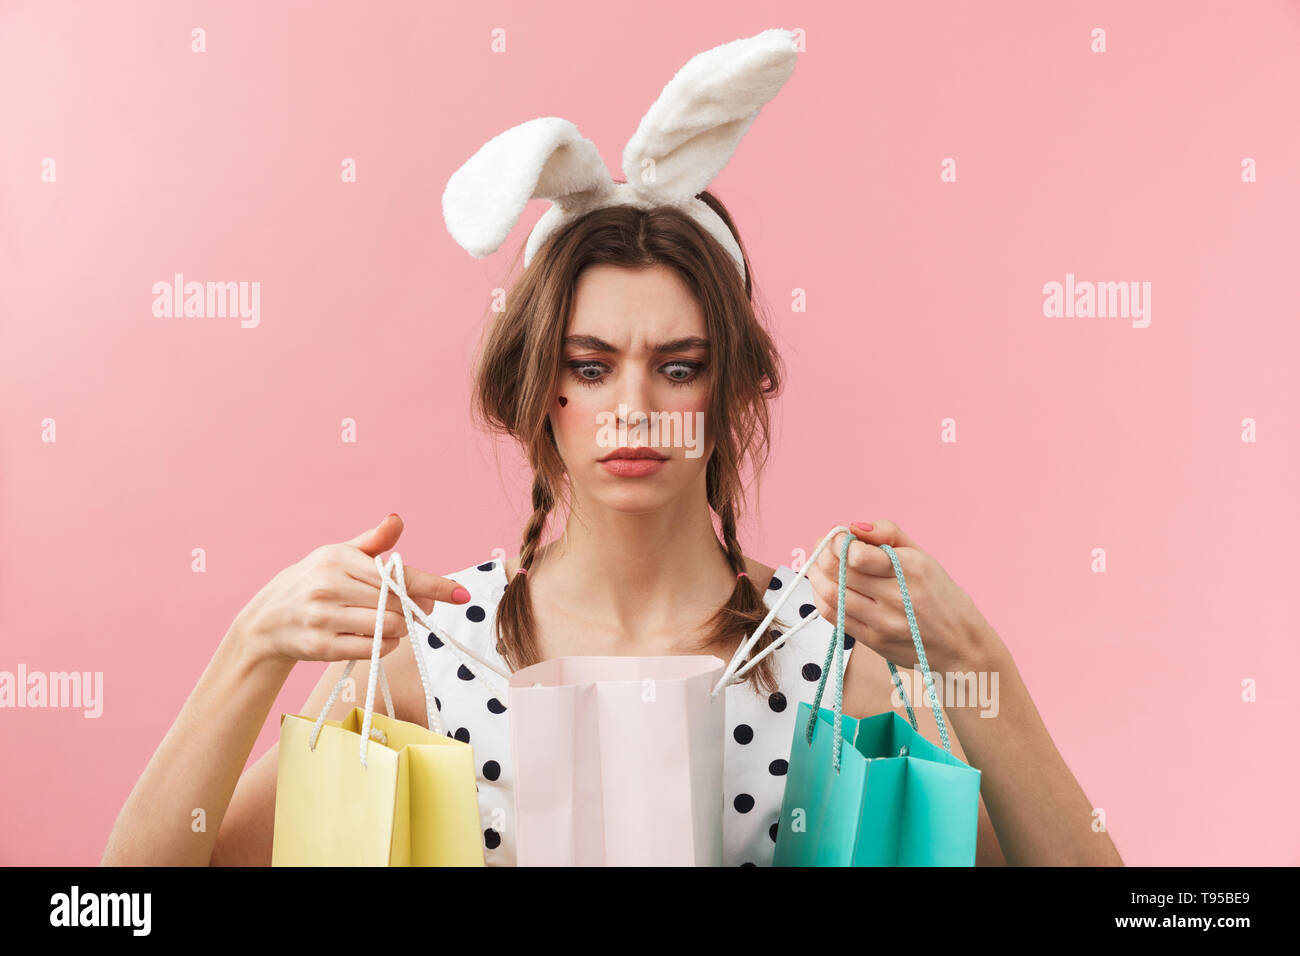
[710,525,855,697]
[305,552,511,767]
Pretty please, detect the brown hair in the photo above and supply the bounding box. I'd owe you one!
[469,189,787,693]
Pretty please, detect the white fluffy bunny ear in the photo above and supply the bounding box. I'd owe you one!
[442,116,617,259]
[622,28,799,205]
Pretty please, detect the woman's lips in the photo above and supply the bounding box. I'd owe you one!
[599,457,667,477]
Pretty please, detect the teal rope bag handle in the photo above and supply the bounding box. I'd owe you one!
[803,531,954,772]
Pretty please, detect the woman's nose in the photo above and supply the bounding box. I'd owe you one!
[613,368,653,427]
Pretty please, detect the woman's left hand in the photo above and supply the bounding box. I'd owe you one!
[804,520,997,675]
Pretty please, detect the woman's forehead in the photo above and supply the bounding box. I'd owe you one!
[568,264,705,341]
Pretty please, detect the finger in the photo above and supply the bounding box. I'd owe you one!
[811,586,915,662]
[850,518,917,551]
[338,549,469,614]
[326,633,404,662]
[808,580,879,642]
[332,574,429,617]
[344,513,404,557]
[820,531,895,579]
[809,548,876,607]
[329,606,411,641]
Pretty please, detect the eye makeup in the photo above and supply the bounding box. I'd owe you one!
[565,359,707,389]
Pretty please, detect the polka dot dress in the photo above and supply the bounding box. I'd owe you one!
[412,558,855,866]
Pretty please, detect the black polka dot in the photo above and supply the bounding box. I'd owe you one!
[483,760,501,781]
[454,727,470,743]
[740,861,757,867]
[477,561,496,572]
[427,632,443,649]
[457,664,475,681]
[484,828,501,850]
[435,696,441,711]
[801,662,822,682]
[733,724,753,745]
[767,576,782,591]
[769,822,779,842]
[733,793,755,813]
[769,759,788,776]
[800,603,816,618]
[768,692,787,713]
[844,633,856,649]
[466,605,486,623]
[487,697,507,714]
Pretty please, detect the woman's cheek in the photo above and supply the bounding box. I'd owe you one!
[654,394,708,460]
[552,391,599,448]
[551,389,708,456]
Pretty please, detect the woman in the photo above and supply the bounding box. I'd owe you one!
[101,190,1122,866]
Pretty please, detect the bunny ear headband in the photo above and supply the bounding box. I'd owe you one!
[441,27,800,283]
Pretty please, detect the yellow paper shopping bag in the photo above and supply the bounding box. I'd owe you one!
[271,552,485,866]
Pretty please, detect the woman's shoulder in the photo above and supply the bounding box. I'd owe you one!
[741,555,777,590]
[760,562,898,721]
[441,555,509,592]
[758,560,814,614]
[756,560,857,671]
[417,556,508,643]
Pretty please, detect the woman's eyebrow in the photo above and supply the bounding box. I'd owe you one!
[562,334,710,355]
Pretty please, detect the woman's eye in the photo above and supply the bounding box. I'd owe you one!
[662,361,705,386]
[566,360,705,388]
[568,362,606,387]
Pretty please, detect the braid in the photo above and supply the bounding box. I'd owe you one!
[520,472,554,572]
[709,495,780,694]
[716,496,747,576]
[494,472,555,669]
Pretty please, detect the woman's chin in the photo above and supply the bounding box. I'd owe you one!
[587,479,681,514]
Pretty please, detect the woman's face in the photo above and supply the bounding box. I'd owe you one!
[550,263,714,513]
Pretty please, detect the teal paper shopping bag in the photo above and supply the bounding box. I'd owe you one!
[770,527,982,866]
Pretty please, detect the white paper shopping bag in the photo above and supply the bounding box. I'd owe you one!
[507,655,726,866]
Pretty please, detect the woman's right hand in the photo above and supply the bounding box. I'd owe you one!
[228,513,471,667]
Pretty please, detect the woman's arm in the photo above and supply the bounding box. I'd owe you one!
[100,516,462,866]
[942,617,1123,866]
[816,521,1124,866]
[100,614,294,866]
[208,636,427,866]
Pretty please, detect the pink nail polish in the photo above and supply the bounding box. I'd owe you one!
[852,521,874,532]
[451,586,471,602]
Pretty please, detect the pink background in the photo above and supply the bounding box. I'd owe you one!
[2,0,1298,865]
